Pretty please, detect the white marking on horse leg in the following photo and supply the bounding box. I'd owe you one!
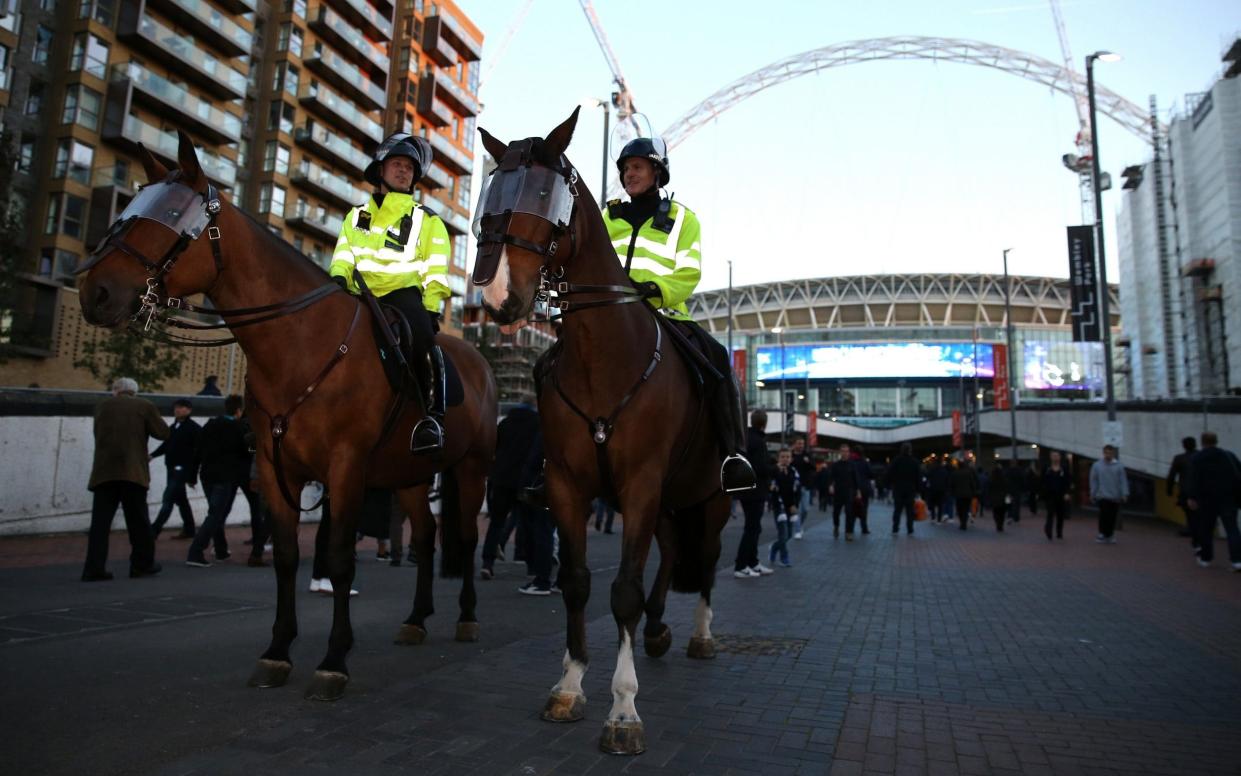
[607,631,640,722]
[551,649,587,699]
[692,597,713,640]
[481,247,511,310]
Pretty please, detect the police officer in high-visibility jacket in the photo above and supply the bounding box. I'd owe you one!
[602,138,756,493]
[330,132,450,454]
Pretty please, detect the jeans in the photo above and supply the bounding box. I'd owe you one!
[734,498,764,570]
[891,491,916,534]
[992,502,1008,531]
[769,513,790,564]
[846,497,870,535]
[84,481,155,574]
[521,504,556,586]
[1194,502,1240,564]
[152,468,196,536]
[1045,498,1069,538]
[831,498,849,533]
[241,481,263,546]
[799,489,812,526]
[1097,499,1120,538]
[955,497,973,529]
[188,480,238,560]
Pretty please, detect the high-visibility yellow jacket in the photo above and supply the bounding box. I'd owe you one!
[330,192,451,311]
[601,198,701,321]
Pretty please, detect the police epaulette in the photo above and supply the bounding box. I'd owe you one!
[606,199,623,219]
[417,203,437,217]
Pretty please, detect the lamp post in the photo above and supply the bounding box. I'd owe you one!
[1086,51,1121,422]
[773,325,786,445]
[583,98,610,207]
[1002,248,1017,463]
[727,259,734,356]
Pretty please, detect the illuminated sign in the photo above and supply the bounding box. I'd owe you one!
[1022,341,1104,391]
[755,342,995,381]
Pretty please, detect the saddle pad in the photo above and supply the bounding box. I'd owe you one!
[368,307,464,408]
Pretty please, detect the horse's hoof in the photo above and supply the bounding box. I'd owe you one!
[599,719,646,755]
[687,636,717,660]
[246,659,292,688]
[304,670,349,701]
[394,623,427,645]
[541,691,587,722]
[455,621,480,642]
[643,625,672,658]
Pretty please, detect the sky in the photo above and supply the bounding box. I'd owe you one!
[456,0,1239,292]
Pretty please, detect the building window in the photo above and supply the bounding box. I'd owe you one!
[467,60,479,93]
[0,45,8,90]
[39,0,56,10]
[237,138,249,167]
[43,195,59,235]
[78,0,116,25]
[70,33,110,78]
[24,84,43,115]
[277,23,289,51]
[53,139,94,184]
[268,100,294,134]
[278,24,304,57]
[44,193,88,239]
[258,182,286,215]
[263,141,290,175]
[17,137,35,174]
[456,172,470,209]
[285,64,299,97]
[33,25,53,65]
[292,235,303,252]
[231,180,245,209]
[61,84,102,131]
[271,62,285,92]
[463,117,476,153]
[452,234,466,269]
[284,0,306,17]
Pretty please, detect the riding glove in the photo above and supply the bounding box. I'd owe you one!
[637,281,662,302]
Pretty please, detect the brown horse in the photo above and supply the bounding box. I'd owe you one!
[76,131,497,701]
[472,109,731,755]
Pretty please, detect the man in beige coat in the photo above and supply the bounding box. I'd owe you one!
[81,377,170,581]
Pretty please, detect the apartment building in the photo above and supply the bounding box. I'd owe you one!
[0,0,482,392]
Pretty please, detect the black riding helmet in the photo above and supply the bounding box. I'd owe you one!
[364,132,433,192]
[616,137,670,188]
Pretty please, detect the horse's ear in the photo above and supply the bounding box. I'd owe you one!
[176,130,204,185]
[137,143,170,183]
[479,127,508,162]
[544,107,580,157]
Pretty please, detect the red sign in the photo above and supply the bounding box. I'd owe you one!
[806,411,817,448]
[993,342,1010,410]
[732,348,747,386]
[952,410,963,448]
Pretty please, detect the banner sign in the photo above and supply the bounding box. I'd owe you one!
[806,412,817,448]
[1066,225,1102,342]
[993,342,1010,410]
[732,348,746,386]
[952,410,962,448]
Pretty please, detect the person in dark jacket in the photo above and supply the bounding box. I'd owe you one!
[1183,431,1241,570]
[517,432,558,595]
[828,443,857,538]
[814,461,831,513]
[1041,451,1072,540]
[1004,462,1027,524]
[197,375,222,396]
[481,395,540,579]
[789,437,816,538]
[847,444,875,538]
[81,377,170,581]
[733,410,774,578]
[186,394,250,567]
[949,459,980,530]
[887,442,921,535]
[150,398,201,539]
[769,448,799,567]
[987,460,1010,531]
[1167,436,1198,547]
[926,457,950,522]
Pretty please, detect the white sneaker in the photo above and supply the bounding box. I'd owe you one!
[1095,534,1107,543]
[1232,562,1241,572]
[792,531,804,540]
[751,564,774,576]
[1197,558,1212,568]
[308,578,322,593]
[733,567,758,579]
[317,578,359,597]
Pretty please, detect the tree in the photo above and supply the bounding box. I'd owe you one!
[74,328,187,392]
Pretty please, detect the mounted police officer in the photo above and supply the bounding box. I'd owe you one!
[602,138,756,493]
[330,132,450,454]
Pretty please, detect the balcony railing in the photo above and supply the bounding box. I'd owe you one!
[105,114,237,187]
[431,67,478,117]
[299,82,383,144]
[120,11,247,99]
[112,62,241,144]
[291,159,365,207]
[304,44,386,110]
[294,122,370,175]
[422,192,469,235]
[309,4,388,78]
[427,130,472,176]
[421,16,457,67]
[285,204,344,241]
[327,0,391,41]
[415,75,451,127]
[422,163,452,190]
[429,12,481,61]
[214,0,255,13]
[148,0,253,57]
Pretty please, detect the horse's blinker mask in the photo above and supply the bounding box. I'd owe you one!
[472,139,576,287]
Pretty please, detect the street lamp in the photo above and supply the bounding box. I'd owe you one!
[582,98,610,207]
[1002,248,1017,463]
[1086,50,1121,423]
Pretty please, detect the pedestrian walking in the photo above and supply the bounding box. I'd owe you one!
[1182,431,1241,571]
[593,497,616,533]
[81,377,170,582]
[949,459,979,531]
[768,448,799,567]
[517,432,558,595]
[849,443,875,536]
[308,497,359,596]
[887,442,921,535]
[814,461,831,514]
[1089,444,1128,544]
[733,410,774,578]
[244,453,270,567]
[186,394,250,567]
[1167,436,1199,550]
[1042,451,1072,540]
[828,443,857,539]
[150,398,200,539]
[481,394,540,580]
[926,457,949,522]
[1004,461,1026,524]
[789,437,815,538]
[987,460,1010,532]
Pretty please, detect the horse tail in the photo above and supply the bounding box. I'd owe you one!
[438,467,465,578]
[669,502,708,594]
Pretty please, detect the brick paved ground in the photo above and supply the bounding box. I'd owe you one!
[1,506,1239,775]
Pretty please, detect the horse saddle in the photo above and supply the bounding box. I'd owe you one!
[363,295,464,408]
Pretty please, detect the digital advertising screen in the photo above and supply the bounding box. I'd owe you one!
[1022,341,1104,391]
[755,342,995,381]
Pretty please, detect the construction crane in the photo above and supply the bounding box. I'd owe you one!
[1050,0,1097,223]
[578,0,638,120]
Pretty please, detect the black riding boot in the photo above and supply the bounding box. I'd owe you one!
[717,376,756,493]
[410,344,446,454]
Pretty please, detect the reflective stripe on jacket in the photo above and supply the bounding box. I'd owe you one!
[601,200,701,321]
[330,192,451,309]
